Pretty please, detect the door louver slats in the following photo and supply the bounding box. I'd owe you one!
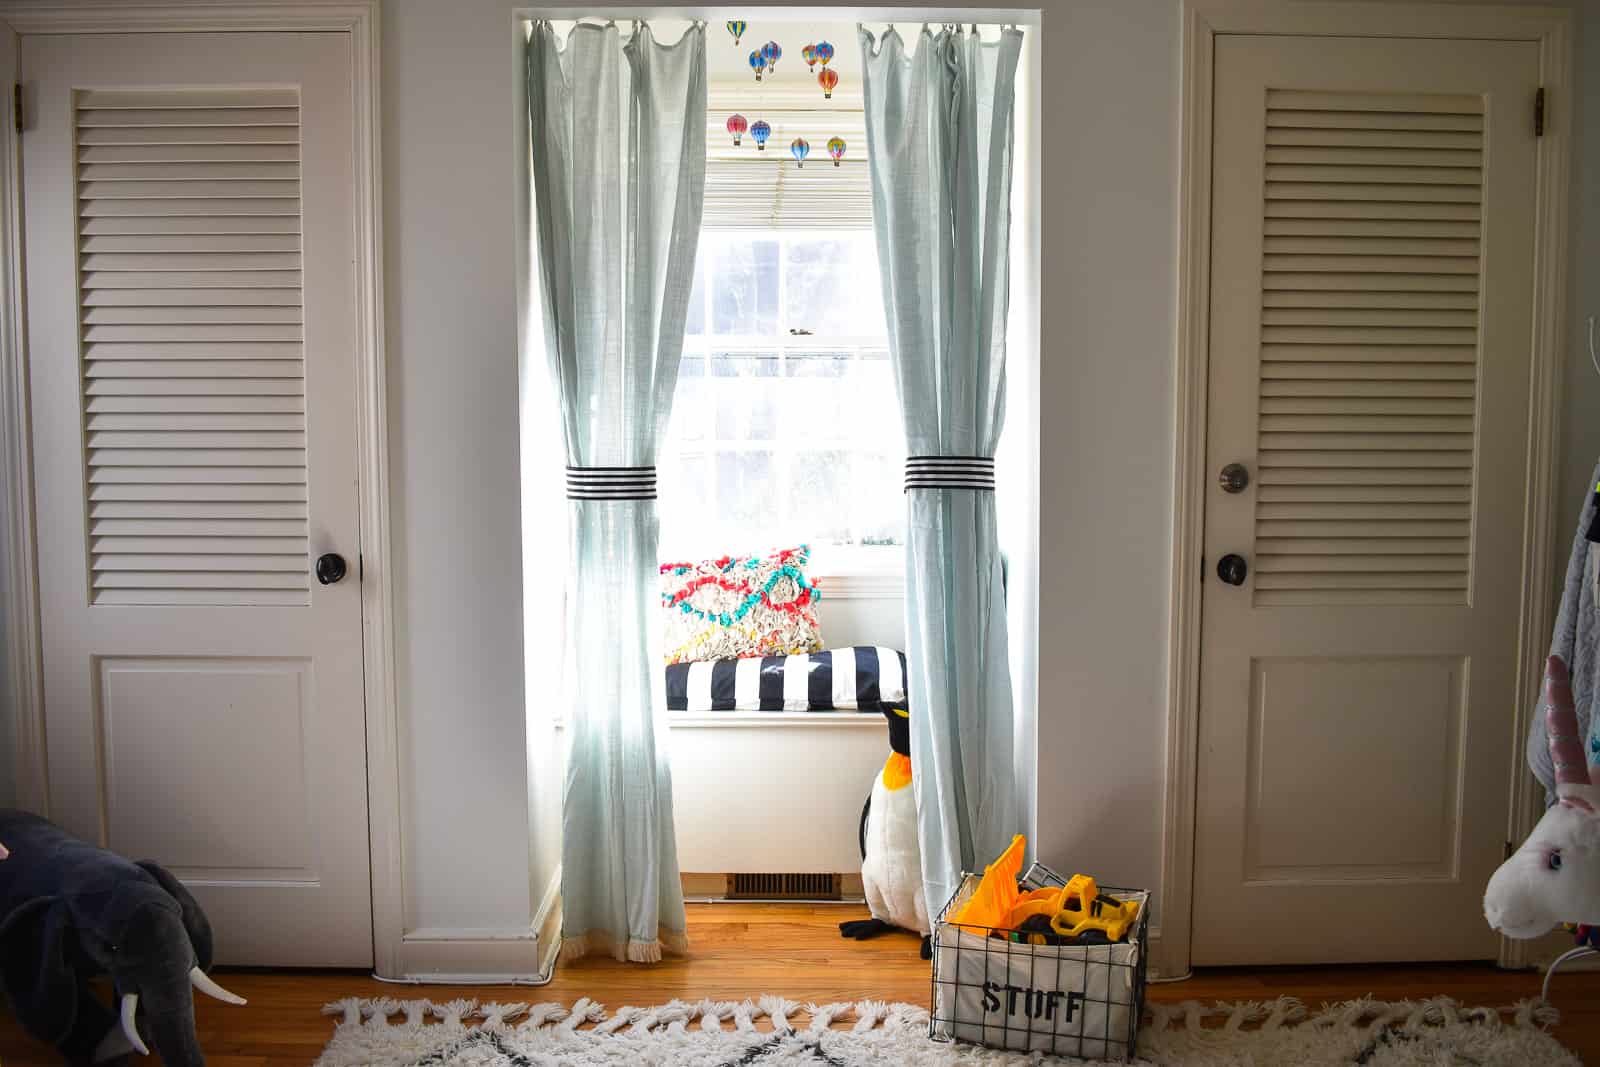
[1252,90,1482,606]
[75,89,308,606]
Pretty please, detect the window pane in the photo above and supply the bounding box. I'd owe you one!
[711,238,779,336]
[850,451,903,544]
[785,352,853,448]
[670,352,708,444]
[661,449,711,529]
[716,449,777,549]
[787,449,853,543]
[784,237,887,338]
[848,351,900,440]
[711,352,779,441]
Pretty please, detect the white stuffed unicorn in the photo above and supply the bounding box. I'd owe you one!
[1484,655,1600,938]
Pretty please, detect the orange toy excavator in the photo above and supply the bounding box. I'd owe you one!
[949,835,1142,944]
[950,834,1027,935]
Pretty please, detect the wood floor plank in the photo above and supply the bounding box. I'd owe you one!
[1,902,1594,1064]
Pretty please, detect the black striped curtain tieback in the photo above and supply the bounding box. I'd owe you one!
[904,455,995,491]
[566,465,657,500]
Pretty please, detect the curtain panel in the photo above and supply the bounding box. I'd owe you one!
[859,24,1025,921]
[526,19,706,962]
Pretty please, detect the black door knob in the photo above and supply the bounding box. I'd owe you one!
[315,553,348,586]
[1216,553,1248,586]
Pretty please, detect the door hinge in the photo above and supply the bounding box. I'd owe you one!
[1534,87,1545,137]
[12,84,21,135]
[1199,555,1206,583]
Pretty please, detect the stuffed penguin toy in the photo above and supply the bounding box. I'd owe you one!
[840,703,931,957]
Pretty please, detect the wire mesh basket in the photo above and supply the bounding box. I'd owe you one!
[929,861,1150,1061]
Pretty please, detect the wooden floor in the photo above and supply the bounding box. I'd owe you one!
[2,902,1596,1064]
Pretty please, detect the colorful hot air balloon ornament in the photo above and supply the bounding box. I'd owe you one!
[818,68,840,99]
[748,50,765,81]
[803,43,818,70]
[726,20,746,47]
[750,120,771,151]
[790,137,810,168]
[761,40,782,72]
[827,136,846,167]
[814,40,835,66]
[726,114,748,146]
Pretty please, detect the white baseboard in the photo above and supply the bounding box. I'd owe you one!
[386,870,562,983]
[392,927,543,983]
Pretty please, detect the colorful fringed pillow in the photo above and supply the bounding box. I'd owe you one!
[660,546,823,664]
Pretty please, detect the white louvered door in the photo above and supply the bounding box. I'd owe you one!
[21,33,372,965]
[1193,35,1540,964]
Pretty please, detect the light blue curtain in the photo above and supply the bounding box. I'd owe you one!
[859,24,1024,922]
[527,19,705,962]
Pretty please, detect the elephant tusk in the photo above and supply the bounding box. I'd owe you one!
[120,993,151,1056]
[189,966,247,1005]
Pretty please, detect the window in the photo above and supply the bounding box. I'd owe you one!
[658,230,904,567]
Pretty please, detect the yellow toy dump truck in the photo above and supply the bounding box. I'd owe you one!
[950,836,1142,945]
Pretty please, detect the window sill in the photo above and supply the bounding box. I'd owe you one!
[806,544,901,596]
[552,711,887,730]
[816,572,902,599]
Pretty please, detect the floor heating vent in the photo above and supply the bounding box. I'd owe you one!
[725,873,843,900]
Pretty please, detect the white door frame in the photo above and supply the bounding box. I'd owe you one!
[0,0,405,976]
[1162,0,1573,978]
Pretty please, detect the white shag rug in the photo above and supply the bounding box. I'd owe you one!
[313,994,1580,1066]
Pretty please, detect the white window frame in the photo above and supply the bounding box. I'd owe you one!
[666,226,905,586]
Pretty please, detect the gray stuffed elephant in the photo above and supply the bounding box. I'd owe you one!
[0,809,246,1065]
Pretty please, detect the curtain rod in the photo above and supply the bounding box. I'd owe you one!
[515,7,1041,25]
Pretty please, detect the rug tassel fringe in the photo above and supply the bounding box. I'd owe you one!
[850,1000,891,1032]
[804,1001,852,1035]
[758,995,800,1032]
[311,992,1577,1067]
[698,999,737,1032]
[1144,994,1562,1037]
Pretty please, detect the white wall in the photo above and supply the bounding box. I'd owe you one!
[383,0,536,933]
[379,0,1597,946]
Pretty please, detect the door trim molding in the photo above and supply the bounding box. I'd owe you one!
[1164,0,1573,978]
[0,20,46,814]
[0,0,405,977]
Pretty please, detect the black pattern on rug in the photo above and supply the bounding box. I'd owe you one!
[724,1031,852,1066]
[401,1026,858,1067]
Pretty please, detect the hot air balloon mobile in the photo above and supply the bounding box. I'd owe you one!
[802,43,818,70]
[750,120,771,151]
[818,68,840,99]
[790,137,810,168]
[761,40,782,72]
[726,20,746,47]
[827,136,846,167]
[748,50,765,81]
[814,40,835,66]
[726,114,749,146]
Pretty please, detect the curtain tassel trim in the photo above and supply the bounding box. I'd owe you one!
[904,455,995,492]
[566,465,657,501]
[561,927,690,963]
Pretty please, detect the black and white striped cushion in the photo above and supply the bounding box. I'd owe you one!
[665,646,908,713]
